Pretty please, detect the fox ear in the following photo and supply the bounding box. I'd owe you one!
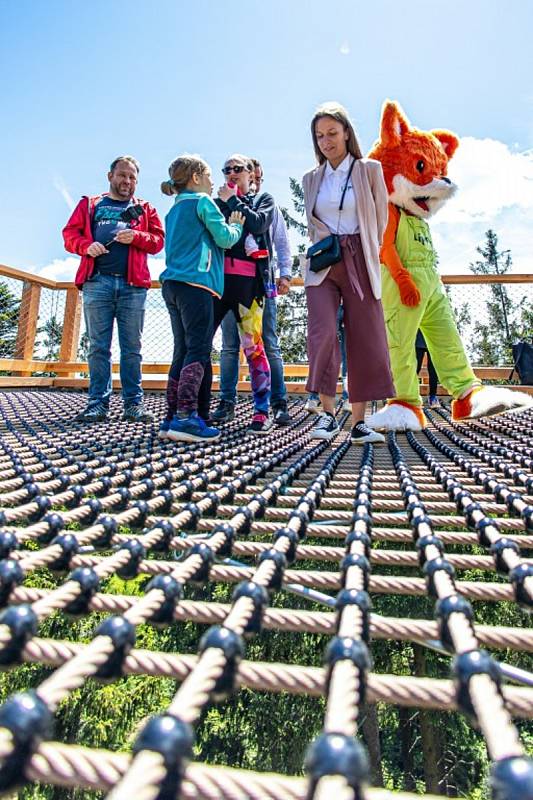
[380,101,410,147]
[431,130,460,159]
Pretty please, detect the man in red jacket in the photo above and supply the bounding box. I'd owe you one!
[63,155,164,422]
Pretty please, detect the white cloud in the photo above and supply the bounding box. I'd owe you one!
[339,42,350,55]
[430,137,533,273]
[37,256,79,281]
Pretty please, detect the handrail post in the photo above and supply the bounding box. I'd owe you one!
[13,281,41,376]
[58,287,82,377]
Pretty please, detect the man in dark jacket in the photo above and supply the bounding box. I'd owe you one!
[63,155,164,422]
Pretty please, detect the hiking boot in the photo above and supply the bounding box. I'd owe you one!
[167,412,221,442]
[272,401,291,426]
[122,403,154,422]
[305,396,321,413]
[211,399,235,424]
[248,412,273,435]
[310,412,339,441]
[350,421,385,445]
[75,403,108,423]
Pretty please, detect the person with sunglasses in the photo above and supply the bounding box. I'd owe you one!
[206,154,275,434]
[214,158,293,428]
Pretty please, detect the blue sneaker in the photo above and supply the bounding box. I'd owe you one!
[159,419,171,440]
[167,412,221,442]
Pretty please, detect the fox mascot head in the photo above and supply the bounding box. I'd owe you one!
[369,100,459,219]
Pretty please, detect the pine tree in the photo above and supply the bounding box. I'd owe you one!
[41,315,63,360]
[469,229,530,366]
[276,178,309,363]
[0,280,21,358]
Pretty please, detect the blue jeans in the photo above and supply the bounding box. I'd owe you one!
[82,274,147,408]
[220,296,286,406]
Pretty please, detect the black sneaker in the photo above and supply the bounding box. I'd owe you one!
[75,403,108,423]
[310,412,339,441]
[248,412,273,435]
[350,421,385,444]
[272,401,291,426]
[122,403,154,422]
[212,399,235,424]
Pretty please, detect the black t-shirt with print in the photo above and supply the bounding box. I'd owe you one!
[91,197,132,277]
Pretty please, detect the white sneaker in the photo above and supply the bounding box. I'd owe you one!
[310,412,339,441]
[305,396,322,413]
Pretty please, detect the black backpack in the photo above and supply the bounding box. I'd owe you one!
[509,341,533,385]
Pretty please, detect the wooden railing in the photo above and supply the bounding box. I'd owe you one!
[1,263,532,393]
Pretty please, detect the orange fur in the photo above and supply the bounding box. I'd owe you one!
[451,387,483,420]
[369,100,459,194]
[380,204,421,306]
[368,101,459,305]
[386,399,427,428]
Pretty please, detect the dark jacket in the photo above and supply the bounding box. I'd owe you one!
[216,191,275,294]
[63,194,164,289]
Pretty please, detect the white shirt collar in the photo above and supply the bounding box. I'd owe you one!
[325,153,353,177]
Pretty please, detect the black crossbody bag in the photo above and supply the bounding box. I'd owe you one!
[307,159,355,273]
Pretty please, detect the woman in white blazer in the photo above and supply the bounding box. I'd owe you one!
[302,102,395,443]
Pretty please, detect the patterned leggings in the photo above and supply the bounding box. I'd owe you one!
[211,296,271,413]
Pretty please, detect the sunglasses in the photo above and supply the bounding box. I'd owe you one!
[222,165,246,175]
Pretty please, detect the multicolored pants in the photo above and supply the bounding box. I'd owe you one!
[212,295,271,414]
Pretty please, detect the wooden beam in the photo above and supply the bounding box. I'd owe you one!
[58,288,82,376]
[13,282,41,376]
[1,262,532,291]
[0,377,54,387]
[0,263,59,289]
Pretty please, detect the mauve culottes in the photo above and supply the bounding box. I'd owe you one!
[305,234,395,403]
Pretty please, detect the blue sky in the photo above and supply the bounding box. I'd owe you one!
[1,0,532,276]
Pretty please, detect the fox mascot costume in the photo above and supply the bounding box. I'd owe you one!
[366,100,532,431]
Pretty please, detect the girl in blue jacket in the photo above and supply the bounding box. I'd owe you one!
[159,155,244,441]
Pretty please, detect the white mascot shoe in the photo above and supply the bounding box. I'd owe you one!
[452,386,533,421]
[366,401,426,432]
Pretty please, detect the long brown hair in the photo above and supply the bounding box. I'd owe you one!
[311,102,363,165]
[161,155,209,195]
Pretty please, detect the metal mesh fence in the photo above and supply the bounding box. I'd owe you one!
[0,273,531,381]
[0,276,23,360]
[445,283,532,367]
[31,287,66,362]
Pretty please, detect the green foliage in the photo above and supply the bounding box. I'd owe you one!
[0,280,20,358]
[469,229,532,365]
[40,315,63,361]
[276,178,309,363]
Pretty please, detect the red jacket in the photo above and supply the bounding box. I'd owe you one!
[63,194,164,288]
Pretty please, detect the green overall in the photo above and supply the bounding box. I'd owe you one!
[381,209,479,407]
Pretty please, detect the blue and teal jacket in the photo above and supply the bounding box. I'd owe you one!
[160,192,243,297]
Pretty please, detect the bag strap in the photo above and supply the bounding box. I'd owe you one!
[335,159,355,234]
[339,159,355,212]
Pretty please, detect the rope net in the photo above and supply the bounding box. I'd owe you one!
[0,390,531,799]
